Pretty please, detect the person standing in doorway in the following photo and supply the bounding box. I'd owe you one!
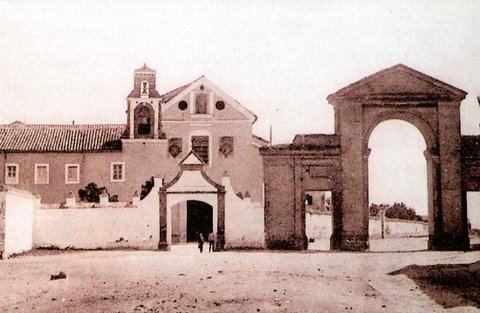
[208,231,216,252]
[197,232,204,253]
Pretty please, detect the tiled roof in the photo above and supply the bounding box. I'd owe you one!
[160,83,191,103]
[135,63,155,72]
[160,76,204,103]
[0,123,126,152]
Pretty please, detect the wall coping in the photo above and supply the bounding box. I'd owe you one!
[0,184,36,199]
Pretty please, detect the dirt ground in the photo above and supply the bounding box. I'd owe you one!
[1,244,479,313]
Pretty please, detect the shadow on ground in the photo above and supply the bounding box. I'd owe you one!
[389,261,480,309]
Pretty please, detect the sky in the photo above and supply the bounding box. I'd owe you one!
[0,1,479,221]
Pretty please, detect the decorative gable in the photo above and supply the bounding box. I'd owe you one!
[181,150,204,166]
[161,76,257,123]
[328,64,467,102]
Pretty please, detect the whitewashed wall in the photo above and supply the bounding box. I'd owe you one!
[33,185,160,250]
[385,219,428,238]
[306,213,332,239]
[223,176,265,249]
[2,187,36,258]
[307,213,428,240]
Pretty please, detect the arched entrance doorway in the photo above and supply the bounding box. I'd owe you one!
[158,151,225,250]
[169,198,216,244]
[186,200,213,242]
[367,119,428,251]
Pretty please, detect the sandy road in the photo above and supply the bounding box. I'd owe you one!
[1,245,479,313]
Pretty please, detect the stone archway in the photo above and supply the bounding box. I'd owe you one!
[327,64,469,251]
[261,64,472,251]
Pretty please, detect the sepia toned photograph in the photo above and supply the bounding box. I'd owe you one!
[0,1,479,312]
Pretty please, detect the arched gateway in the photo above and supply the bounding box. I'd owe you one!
[261,64,474,251]
[158,151,225,250]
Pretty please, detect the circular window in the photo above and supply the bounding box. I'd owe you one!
[178,100,188,111]
[215,100,225,110]
[200,85,205,90]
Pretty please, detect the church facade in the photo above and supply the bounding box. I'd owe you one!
[0,65,267,245]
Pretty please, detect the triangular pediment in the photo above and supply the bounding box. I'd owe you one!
[328,64,467,102]
[180,150,204,166]
[163,150,224,193]
[161,76,257,123]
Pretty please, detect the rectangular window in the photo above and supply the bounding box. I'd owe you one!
[65,164,80,184]
[34,164,49,184]
[191,136,209,164]
[195,93,208,114]
[5,163,19,184]
[111,162,125,182]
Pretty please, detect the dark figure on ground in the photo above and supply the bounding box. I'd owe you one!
[208,231,216,252]
[197,232,204,253]
[216,227,225,251]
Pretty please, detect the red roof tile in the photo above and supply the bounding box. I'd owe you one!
[0,123,126,152]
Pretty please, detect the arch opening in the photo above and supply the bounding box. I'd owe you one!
[367,119,429,251]
[134,103,154,138]
[169,199,215,245]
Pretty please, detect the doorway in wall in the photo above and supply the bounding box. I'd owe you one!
[467,191,480,248]
[305,190,333,250]
[186,200,213,242]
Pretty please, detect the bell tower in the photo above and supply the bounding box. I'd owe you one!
[126,64,163,139]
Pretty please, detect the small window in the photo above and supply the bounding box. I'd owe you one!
[35,164,49,184]
[141,80,149,97]
[195,93,208,114]
[215,100,225,110]
[111,162,125,182]
[65,164,80,184]
[5,163,19,184]
[178,100,188,111]
[191,136,209,164]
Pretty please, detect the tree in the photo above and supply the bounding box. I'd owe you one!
[140,176,155,200]
[369,202,423,221]
[78,182,118,202]
[386,202,418,220]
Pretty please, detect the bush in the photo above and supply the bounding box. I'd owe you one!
[78,182,118,202]
[369,202,423,221]
[140,177,155,200]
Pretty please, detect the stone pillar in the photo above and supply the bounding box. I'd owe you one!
[217,188,226,250]
[33,193,41,208]
[337,102,368,251]
[330,189,343,250]
[425,149,442,249]
[158,189,169,250]
[128,100,134,139]
[99,190,109,206]
[153,101,159,139]
[293,158,307,250]
[132,191,140,206]
[65,191,76,208]
[434,102,469,250]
